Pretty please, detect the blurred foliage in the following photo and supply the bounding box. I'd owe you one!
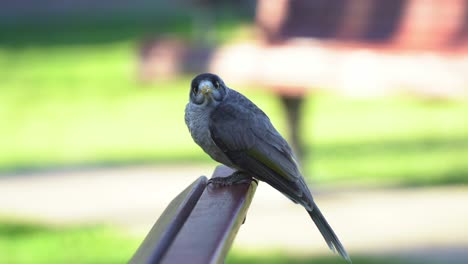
[0,4,251,47]
[1,16,467,187]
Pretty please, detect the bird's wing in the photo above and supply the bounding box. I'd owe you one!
[209,97,309,204]
[209,95,352,261]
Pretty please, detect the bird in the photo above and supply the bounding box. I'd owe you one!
[184,73,351,262]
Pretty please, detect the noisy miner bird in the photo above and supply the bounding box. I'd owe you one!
[185,73,351,262]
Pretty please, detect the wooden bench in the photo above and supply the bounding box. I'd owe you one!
[129,165,257,264]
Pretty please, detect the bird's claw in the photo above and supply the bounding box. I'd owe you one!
[207,171,254,187]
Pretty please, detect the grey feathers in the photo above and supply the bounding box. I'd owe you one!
[309,205,351,263]
[208,89,309,204]
[185,73,350,263]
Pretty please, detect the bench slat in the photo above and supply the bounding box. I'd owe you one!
[129,176,208,264]
[161,166,257,264]
[130,166,257,264]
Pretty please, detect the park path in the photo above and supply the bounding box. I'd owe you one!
[1,165,467,262]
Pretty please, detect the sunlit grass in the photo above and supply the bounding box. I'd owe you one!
[302,96,468,185]
[0,219,139,264]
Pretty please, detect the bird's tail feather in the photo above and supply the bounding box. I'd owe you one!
[308,205,351,263]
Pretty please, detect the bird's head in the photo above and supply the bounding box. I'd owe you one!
[190,73,227,105]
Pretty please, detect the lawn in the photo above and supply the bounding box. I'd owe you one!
[0,219,424,264]
[1,18,468,187]
[0,219,139,264]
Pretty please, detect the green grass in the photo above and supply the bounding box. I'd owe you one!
[1,20,468,186]
[0,219,139,264]
[0,219,424,264]
[303,96,468,186]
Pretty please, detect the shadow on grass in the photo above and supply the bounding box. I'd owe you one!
[2,134,468,187]
[0,218,113,238]
[0,220,53,237]
[400,169,468,187]
[309,134,468,186]
[0,154,212,178]
[313,134,468,159]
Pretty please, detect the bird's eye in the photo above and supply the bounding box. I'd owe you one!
[215,81,220,89]
[192,85,198,94]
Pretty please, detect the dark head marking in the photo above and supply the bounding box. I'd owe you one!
[190,73,227,105]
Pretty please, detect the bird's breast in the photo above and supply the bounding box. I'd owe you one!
[185,103,235,168]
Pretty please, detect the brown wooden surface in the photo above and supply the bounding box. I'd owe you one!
[161,166,257,264]
[129,165,257,264]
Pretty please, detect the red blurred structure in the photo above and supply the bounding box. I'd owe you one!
[217,0,468,94]
[140,0,468,157]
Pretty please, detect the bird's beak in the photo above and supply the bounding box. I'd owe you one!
[201,87,212,95]
[199,81,214,96]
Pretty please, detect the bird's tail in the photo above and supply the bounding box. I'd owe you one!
[308,204,351,263]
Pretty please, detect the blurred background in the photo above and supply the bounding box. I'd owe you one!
[1,0,468,263]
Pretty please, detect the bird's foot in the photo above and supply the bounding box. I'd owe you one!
[208,171,256,187]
